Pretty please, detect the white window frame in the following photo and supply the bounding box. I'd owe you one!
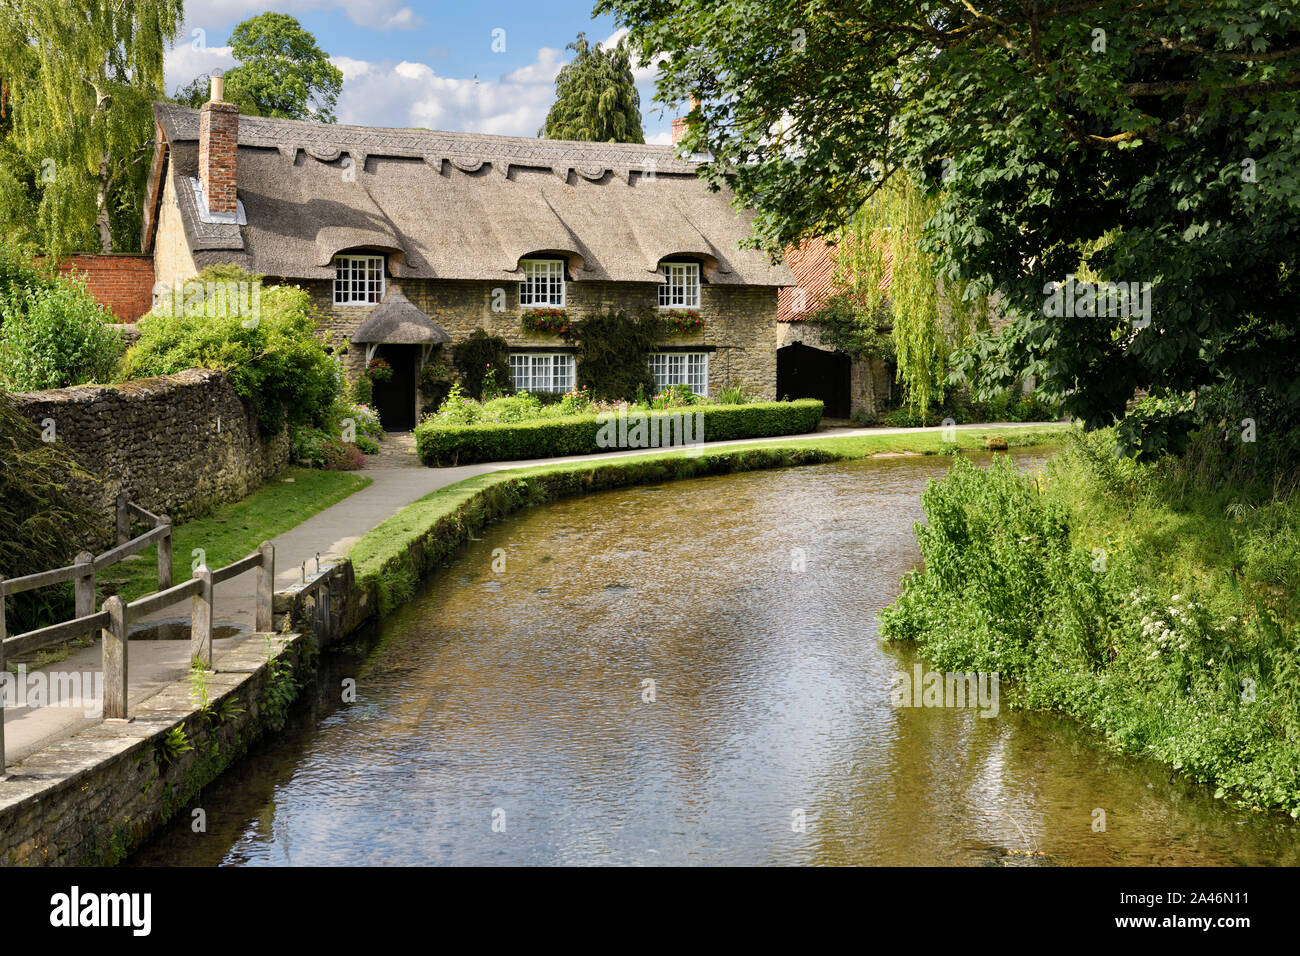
[658,262,701,309]
[648,352,709,396]
[509,352,576,394]
[519,258,567,308]
[333,254,385,305]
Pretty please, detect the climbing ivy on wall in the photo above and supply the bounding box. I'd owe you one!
[834,173,989,419]
[564,309,661,402]
[451,330,512,400]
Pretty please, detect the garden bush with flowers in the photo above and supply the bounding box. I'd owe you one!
[880,429,1300,814]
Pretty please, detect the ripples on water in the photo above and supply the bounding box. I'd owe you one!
[132,451,1300,866]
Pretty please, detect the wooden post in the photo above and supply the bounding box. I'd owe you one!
[256,541,275,633]
[102,595,128,720]
[191,566,213,670]
[115,493,130,545]
[74,551,96,620]
[156,516,173,590]
[1,575,7,776]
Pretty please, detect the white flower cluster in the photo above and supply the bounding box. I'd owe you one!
[1139,593,1205,659]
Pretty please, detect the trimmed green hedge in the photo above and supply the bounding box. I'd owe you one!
[414,399,825,466]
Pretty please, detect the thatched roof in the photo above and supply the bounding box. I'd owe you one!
[351,286,451,345]
[149,103,793,287]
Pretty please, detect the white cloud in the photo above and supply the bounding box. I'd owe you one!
[503,47,566,85]
[330,56,373,82]
[647,130,672,145]
[334,58,557,135]
[376,7,422,30]
[163,42,235,95]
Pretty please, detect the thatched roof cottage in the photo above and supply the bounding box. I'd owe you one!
[142,80,794,429]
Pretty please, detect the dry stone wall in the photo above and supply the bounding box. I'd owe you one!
[10,369,287,548]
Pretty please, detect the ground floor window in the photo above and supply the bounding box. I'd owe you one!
[649,352,709,396]
[509,352,575,393]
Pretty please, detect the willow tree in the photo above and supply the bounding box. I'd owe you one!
[0,0,182,255]
[833,174,988,419]
[540,33,644,143]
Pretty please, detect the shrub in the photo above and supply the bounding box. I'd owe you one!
[0,244,56,312]
[451,330,511,399]
[355,434,380,455]
[344,403,384,442]
[120,265,342,434]
[564,308,661,401]
[418,358,456,415]
[0,278,120,390]
[415,399,824,466]
[289,425,331,468]
[0,390,100,633]
[322,439,366,470]
[650,383,704,408]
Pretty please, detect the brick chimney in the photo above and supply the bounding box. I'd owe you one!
[199,74,239,216]
[671,95,700,147]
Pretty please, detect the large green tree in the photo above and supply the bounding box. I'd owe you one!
[174,13,342,122]
[541,32,644,142]
[0,0,182,255]
[601,0,1300,460]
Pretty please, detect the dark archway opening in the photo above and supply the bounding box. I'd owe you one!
[777,342,851,418]
[371,344,419,431]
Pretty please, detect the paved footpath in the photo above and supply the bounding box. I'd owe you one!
[3,421,1054,763]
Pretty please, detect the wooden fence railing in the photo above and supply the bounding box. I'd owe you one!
[0,496,274,774]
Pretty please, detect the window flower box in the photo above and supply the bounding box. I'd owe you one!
[522,308,571,335]
[661,309,704,334]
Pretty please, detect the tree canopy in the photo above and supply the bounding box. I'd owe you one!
[541,33,644,143]
[0,0,182,254]
[173,13,342,122]
[601,0,1300,460]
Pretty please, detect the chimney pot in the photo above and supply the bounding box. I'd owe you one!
[200,84,239,216]
[210,73,224,103]
[671,95,701,147]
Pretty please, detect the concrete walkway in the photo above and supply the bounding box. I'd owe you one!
[3,420,1057,762]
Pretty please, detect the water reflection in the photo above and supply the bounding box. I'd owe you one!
[131,452,1300,866]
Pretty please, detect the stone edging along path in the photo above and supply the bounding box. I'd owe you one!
[0,423,1070,865]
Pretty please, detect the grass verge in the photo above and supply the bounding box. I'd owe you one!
[107,467,371,604]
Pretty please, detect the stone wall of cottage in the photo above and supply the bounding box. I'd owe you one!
[10,369,288,549]
[305,278,780,401]
[776,320,894,419]
[152,171,199,293]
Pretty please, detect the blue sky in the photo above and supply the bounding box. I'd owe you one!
[166,1,677,141]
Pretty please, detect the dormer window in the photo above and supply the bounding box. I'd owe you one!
[520,258,566,307]
[334,254,386,305]
[659,262,700,308]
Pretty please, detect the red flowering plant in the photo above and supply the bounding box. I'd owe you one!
[522,308,571,335]
[366,357,393,383]
[660,309,704,333]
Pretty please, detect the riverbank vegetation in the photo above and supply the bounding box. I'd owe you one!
[881,428,1300,815]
